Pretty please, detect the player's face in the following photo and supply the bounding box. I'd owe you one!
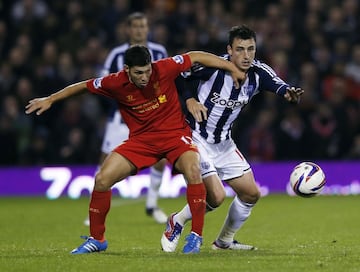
[125,64,152,89]
[227,37,256,72]
[128,18,149,45]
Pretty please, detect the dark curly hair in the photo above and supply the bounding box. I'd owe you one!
[124,45,151,67]
[228,25,257,46]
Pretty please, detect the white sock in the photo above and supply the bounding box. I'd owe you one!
[146,166,163,209]
[174,202,217,226]
[216,196,254,244]
[174,204,191,226]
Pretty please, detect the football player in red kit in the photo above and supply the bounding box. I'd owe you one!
[25,45,245,254]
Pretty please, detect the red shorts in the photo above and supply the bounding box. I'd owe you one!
[113,127,198,172]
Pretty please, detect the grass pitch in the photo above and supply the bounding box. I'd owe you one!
[1,195,359,272]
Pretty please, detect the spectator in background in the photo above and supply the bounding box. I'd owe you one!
[345,43,360,99]
[323,5,352,44]
[57,52,78,84]
[0,62,16,97]
[58,127,87,164]
[11,0,48,23]
[309,102,341,159]
[8,43,32,77]
[33,40,63,95]
[276,107,312,160]
[0,96,23,165]
[20,127,53,165]
[295,61,320,111]
[0,114,18,165]
[100,0,130,45]
[246,109,277,162]
[51,98,96,164]
[0,20,10,59]
[346,133,360,159]
[342,0,359,39]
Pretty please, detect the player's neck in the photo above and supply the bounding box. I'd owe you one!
[129,40,147,47]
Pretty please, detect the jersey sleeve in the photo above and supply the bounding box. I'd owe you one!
[177,76,200,102]
[86,74,117,99]
[255,61,289,96]
[180,62,216,101]
[182,62,216,81]
[154,54,192,79]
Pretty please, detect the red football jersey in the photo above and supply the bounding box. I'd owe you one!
[86,54,192,137]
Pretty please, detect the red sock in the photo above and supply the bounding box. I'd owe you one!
[89,190,112,241]
[187,183,206,236]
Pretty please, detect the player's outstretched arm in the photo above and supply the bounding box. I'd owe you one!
[187,51,245,88]
[25,81,88,115]
[284,87,304,104]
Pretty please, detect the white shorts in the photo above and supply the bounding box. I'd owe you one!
[192,131,251,182]
[101,111,129,154]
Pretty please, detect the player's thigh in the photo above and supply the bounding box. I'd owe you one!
[203,174,226,207]
[227,171,260,204]
[95,152,136,190]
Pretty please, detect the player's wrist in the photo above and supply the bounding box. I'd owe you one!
[186,98,197,106]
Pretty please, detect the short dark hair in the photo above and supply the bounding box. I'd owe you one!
[228,25,256,46]
[126,12,146,25]
[124,45,152,67]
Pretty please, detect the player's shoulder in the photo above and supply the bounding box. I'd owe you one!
[251,59,267,69]
[250,59,276,76]
[107,43,130,58]
[220,53,229,60]
[147,41,167,53]
[103,71,127,85]
[152,55,189,79]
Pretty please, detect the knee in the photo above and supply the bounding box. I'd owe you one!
[241,189,261,204]
[207,191,226,208]
[94,171,111,192]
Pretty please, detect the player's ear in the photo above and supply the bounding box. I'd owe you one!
[124,65,130,73]
[227,45,232,56]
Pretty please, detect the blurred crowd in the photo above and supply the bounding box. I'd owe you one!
[0,0,360,165]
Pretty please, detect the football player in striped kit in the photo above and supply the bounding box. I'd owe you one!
[161,25,304,251]
[84,12,169,226]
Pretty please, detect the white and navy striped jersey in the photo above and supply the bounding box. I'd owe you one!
[182,54,289,144]
[101,41,168,121]
[101,41,168,76]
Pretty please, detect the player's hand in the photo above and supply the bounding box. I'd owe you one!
[25,97,52,115]
[284,87,304,104]
[186,98,208,122]
[231,70,246,89]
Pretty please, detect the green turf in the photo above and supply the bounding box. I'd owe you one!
[0,195,359,272]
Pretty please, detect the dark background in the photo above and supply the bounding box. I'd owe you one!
[0,0,359,165]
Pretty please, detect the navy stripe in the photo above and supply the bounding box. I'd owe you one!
[200,70,225,140]
[213,84,239,143]
[247,70,257,99]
